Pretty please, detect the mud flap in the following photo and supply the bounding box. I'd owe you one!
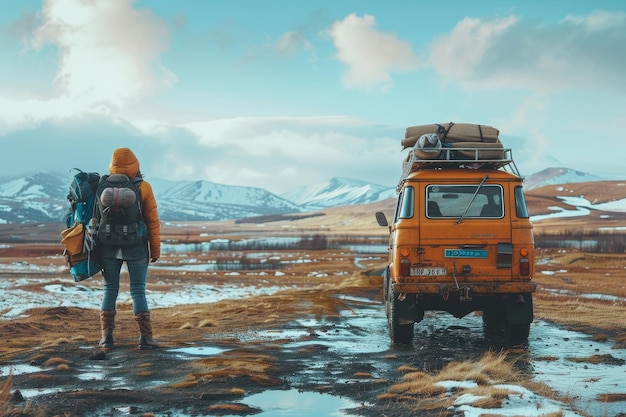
[505,293,533,324]
[394,293,423,323]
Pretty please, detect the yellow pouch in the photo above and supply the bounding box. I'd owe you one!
[61,223,85,256]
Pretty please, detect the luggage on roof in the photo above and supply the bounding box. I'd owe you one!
[402,122,500,149]
[398,122,520,189]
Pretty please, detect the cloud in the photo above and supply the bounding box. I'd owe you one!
[562,9,626,31]
[0,0,175,135]
[428,11,626,93]
[31,0,175,107]
[275,31,313,56]
[133,116,401,192]
[326,13,419,90]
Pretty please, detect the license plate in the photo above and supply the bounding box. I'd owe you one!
[444,249,488,258]
[411,267,447,276]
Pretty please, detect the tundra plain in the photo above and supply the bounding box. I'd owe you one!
[1,195,625,417]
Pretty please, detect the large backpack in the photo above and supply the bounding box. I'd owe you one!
[61,168,102,281]
[96,174,145,247]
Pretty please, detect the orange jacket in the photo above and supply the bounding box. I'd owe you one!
[108,148,161,259]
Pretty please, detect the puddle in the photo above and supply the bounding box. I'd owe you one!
[243,328,312,342]
[76,363,134,389]
[528,320,626,417]
[168,346,227,357]
[0,363,47,376]
[14,388,59,397]
[248,300,390,356]
[289,306,390,355]
[339,244,388,254]
[162,237,303,253]
[244,388,366,416]
[77,372,126,385]
[354,256,383,269]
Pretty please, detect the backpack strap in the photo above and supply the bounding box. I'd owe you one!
[132,176,143,220]
[93,175,107,222]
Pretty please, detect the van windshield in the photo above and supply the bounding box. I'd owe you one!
[426,185,503,218]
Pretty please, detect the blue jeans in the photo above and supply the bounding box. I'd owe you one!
[101,257,149,315]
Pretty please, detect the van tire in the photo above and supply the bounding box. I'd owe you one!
[505,323,530,343]
[387,278,414,345]
[482,302,506,333]
[382,269,390,308]
[389,297,414,345]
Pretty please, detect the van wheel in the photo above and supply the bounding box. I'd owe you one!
[389,297,414,345]
[387,279,413,345]
[505,323,530,343]
[382,269,389,309]
[482,304,505,333]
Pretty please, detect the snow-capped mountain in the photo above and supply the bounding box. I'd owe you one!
[281,177,395,211]
[0,168,617,224]
[0,172,302,224]
[0,171,70,223]
[523,167,605,190]
[147,178,301,221]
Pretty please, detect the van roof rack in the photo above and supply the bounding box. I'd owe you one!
[399,147,522,190]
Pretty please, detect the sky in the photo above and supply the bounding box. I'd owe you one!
[0,0,625,195]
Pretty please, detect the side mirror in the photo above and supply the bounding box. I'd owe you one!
[375,211,388,227]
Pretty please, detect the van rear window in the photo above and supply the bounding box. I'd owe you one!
[426,185,503,218]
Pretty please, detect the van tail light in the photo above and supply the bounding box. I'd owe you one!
[497,243,512,268]
[400,258,410,276]
[519,258,530,276]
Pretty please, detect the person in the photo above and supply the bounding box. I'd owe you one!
[96,148,161,350]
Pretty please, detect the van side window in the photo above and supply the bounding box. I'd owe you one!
[426,184,503,218]
[514,186,530,218]
[395,186,414,221]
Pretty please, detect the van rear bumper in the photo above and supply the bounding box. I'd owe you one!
[393,281,536,295]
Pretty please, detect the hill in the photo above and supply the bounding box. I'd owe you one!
[523,167,604,190]
[0,167,623,225]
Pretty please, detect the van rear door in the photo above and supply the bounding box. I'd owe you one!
[418,181,512,281]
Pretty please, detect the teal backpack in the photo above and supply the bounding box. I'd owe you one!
[61,169,103,281]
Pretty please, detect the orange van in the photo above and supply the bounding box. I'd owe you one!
[376,137,536,345]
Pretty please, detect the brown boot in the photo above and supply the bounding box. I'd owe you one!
[99,310,116,348]
[135,311,159,350]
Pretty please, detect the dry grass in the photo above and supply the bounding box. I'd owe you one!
[381,351,577,415]
[43,357,68,367]
[1,373,49,417]
[597,393,626,402]
[207,403,259,414]
[566,354,625,365]
[534,250,626,347]
[437,351,513,385]
[0,373,12,412]
[171,351,283,389]
[383,352,512,402]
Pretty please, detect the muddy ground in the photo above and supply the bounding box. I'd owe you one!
[4,261,408,417]
[1,223,626,416]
